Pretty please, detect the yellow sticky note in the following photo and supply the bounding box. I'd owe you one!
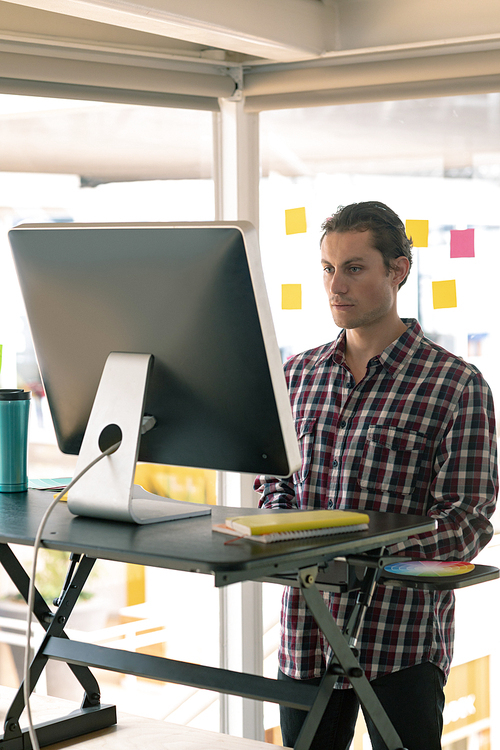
[432,280,457,309]
[282,284,302,310]
[285,207,307,235]
[405,219,429,248]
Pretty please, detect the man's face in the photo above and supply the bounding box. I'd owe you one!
[321,229,401,332]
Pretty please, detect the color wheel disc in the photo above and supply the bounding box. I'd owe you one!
[383,561,475,577]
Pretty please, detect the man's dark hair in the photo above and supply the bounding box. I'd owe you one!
[320,201,413,289]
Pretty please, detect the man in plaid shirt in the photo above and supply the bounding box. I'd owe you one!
[255,202,498,750]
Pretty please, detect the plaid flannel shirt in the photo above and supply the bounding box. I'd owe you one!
[255,319,498,685]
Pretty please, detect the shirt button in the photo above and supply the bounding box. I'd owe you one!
[332,460,338,468]
[340,421,346,428]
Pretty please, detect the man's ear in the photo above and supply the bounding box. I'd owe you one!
[392,256,410,288]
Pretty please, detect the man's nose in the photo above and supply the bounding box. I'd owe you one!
[329,272,348,295]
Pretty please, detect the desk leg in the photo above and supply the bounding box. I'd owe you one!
[0,544,54,631]
[295,568,407,750]
[0,546,116,748]
[343,552,384,648]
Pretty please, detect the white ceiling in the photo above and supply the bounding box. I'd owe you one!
[4,0,500,65]
[3,0,500,105]
[1,0,500,181]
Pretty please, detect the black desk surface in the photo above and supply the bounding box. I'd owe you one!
[0,490,436,586]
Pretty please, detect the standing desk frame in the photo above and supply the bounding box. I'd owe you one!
[0,490,495,750]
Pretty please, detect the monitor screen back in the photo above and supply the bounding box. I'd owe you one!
[9,222,299,477]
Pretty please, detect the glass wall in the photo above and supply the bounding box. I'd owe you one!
[259,93,500,749]
[0,94,220,732]
[1,87,499,747]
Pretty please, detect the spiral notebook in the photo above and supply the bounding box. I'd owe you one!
[213,509,369,544]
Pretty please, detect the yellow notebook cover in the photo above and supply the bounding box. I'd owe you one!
[226,510,369,537]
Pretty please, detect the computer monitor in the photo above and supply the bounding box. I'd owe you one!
[9,221,300,524]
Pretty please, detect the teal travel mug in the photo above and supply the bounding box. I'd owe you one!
[0,389,31,492]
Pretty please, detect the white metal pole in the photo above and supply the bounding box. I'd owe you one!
[213,94,265,742]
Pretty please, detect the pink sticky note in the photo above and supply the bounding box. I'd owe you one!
[450,228,475,258]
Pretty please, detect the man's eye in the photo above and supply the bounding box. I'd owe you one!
[323,266,333,274]
[350,266,361,273]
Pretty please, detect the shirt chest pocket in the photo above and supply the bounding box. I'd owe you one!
[294,417,317,484]
[358,425,427,496]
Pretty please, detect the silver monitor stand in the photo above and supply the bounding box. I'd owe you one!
[67,352,211,524]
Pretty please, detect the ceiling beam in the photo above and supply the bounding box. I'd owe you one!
[244,46,500,109]
[245,49,500,97]
[3,0,333,62]
[335,0,500,56]
[3,0,500,70]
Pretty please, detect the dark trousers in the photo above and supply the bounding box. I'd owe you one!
[279,662,445,750]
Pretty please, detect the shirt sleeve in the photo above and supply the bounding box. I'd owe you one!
[254,356,301,510]
[387,371,498,561]
[253,474,298,510]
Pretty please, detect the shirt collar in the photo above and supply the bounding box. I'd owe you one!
[378,319,424,374]
[315,318,423,373]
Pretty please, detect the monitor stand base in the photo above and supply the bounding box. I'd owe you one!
[130,484,211,524]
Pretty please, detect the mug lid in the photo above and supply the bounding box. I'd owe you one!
[0,389,31,401]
